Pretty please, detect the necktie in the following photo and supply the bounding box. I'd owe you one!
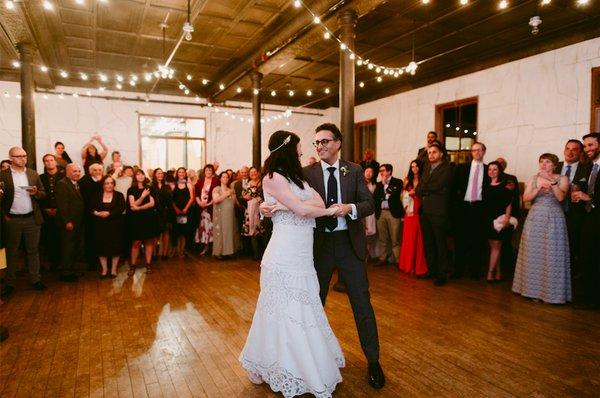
[470,164,480,202]
[585,163,599,213]
[563,165,572,212]
[326,167,338,231]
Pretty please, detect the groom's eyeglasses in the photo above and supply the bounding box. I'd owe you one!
[312,138,336,148]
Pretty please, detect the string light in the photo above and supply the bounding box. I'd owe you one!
[253,88,259,95]
[498,0,508,9]
[40,65,48,72]
[116,74,123,82]
[271,90,276,96]
[340,43,347,50]
[236,87,242,93]
[43,1,54,10]
[219,83,225,90]
[130,74,138,81]
[202,79,208,85]
[323,31,330,40]
[99,73,107,82]
[324,88,330,94]
[129,80,136,86]
[80,73,88,80]
[289,90,294,97]
[186,74,192,80]
[306,89,312,96]
[12,61,20,68]
[359,81,365,88]
[5,0,15,10]
[376,76,382,82]
[313,16,321,24]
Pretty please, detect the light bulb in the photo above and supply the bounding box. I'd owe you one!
[185,31,192,41]
[184,89,190,95]
[540,0,551,4]
[99,73,107,81]
[131,74,138,81]
[116,74,123,82]
[202,79,208,85]
[340,43,347,50]
[307,90,312,96]
[11,60,20,68]
[313,16,320,24]
[271,90,276,96]
[349,53,355,60]
[75,0,84,5]
[116,83,122,89]
[129,80,136,86]
[421,0,430,3]
[293,0,301,8]
[144,73,152,81]
[324,88,330,94]
[376,76,382,82]
[375,67,381,73]
[40,65,49,72]
[576,0,588,5]
[324,31,330,40]
[80,73,88,80]
[236,87,242,93]
[219,83,225,90]
[253,88,259,95]
[186,74,192,80]
[460,0,469,4]
[367,63,374,69]
[359,81,365,88]
[60,70,68,78]
[5,0,15,10]
[498,0,508,9]
[289,90,294,97]
[43,1,54,10]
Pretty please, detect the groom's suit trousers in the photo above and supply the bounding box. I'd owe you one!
[315,229,380,364]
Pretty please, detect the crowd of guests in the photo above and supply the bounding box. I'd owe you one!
[358,130,599,309]
[0,136,270,299]
[1,130,599,311]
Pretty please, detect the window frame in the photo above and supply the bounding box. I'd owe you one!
[435,96,479,164]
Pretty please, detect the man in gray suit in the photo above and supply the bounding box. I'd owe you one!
[55,164,85,282]
[0,147,47,296]
[302,123,384,389]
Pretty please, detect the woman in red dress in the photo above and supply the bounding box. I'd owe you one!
[399,159,428,276]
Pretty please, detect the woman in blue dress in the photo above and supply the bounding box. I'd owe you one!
[512,153,571,304]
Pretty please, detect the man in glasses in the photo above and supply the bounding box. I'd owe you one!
[306,124,385,389]
[0,147,47,298]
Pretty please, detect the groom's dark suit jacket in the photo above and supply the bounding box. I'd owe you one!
[303,160,374,260]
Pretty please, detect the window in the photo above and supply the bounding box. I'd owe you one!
[138,115,206,171]
[592,67,600,132]
[354,119,377,162]
[436,97,478,164]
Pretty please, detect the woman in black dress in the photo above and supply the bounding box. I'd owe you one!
[127,169,159,275]
[483,161,514,283]
[90,175,126,278]
[171,167,195,258]
[152,168,173,260]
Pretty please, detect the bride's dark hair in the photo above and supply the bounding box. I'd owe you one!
[261,130,305,190]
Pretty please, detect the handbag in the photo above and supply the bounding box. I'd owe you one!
[493,214,518,232]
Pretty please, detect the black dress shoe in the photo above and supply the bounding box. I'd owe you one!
[368,361,385,389]
[1,285,15,299]
[32,281,48,291]
[434,277,447,287]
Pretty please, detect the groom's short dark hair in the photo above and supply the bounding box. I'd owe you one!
[316,123,343,142]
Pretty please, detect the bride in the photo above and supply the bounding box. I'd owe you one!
[239,131,345,397]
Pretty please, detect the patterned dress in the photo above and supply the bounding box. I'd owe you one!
[239,181,344,398]
[512,176,571,304]
[241,184,264,237]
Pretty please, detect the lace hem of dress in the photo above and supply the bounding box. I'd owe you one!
[240,358,344,398]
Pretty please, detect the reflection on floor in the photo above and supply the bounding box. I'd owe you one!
[1,256,599,397]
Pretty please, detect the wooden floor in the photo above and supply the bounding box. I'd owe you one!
[1,256,599,398]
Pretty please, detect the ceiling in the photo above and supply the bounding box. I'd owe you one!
[1,0,599,109]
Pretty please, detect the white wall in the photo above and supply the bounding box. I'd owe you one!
[0,83,336,172]
[355,37,600,182]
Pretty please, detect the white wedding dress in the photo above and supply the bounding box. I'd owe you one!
[239,181,345,398]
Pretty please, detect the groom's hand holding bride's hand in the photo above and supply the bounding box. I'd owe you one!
[330,203,352,217]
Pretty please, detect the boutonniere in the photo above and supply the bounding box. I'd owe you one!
[340,166,349,176]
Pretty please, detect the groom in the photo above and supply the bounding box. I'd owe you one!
[305,123,384,389]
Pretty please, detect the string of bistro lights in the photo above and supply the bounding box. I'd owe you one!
[4,0,593,102]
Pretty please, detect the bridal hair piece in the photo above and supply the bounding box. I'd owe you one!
[270,135,291,154]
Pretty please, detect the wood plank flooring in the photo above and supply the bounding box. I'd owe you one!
[1,256,599,397]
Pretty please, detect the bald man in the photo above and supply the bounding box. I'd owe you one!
[55,164,84,282]
[0,147,47,296]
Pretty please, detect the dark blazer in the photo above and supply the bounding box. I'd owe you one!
[503,173,521,218]
[0,167,46,225]
[40,170,65,209]
[78,174,102,210]
[417,161,453,218]
[575,162,600,211]
[233,179,249,209]
[303,160,374,261]
[452,162,490,203]
[373,176,403,219]
[55,178,84,228]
